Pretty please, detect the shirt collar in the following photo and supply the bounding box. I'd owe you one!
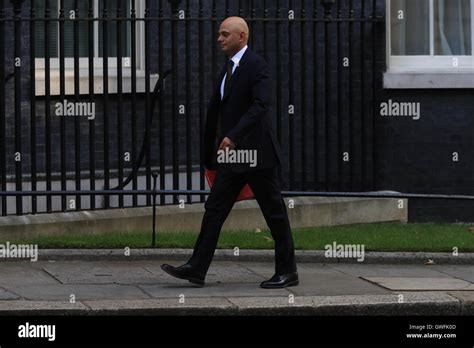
[230,45,248,67]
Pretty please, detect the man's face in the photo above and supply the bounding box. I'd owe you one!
[217,22,243,56]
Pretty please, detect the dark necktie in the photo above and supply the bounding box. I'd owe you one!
[224,59,235,97]
[217,60,235,139]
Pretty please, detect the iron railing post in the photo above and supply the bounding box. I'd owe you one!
[322,0,334,192]
[322,0,335,17]
[167,0,182,10]
[151,172,159,248]
[11,0,24,215]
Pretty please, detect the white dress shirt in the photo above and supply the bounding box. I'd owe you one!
[220,45,248,99]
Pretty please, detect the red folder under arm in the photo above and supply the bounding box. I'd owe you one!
[205,169,255,202]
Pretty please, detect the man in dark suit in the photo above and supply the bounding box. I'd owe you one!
[161,17,298,289]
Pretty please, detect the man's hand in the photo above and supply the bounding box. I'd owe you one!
[218,137,236,151]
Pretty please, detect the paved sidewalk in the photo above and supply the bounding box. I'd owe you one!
[0,258,473,315]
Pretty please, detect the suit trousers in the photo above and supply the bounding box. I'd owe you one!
[187,165,297,276]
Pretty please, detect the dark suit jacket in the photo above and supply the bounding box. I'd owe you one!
[203,48,281,173]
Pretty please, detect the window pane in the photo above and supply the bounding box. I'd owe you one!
[98,0,131,57]
[34,0,58,58]
[391,0,430,55]
[63,0,90,58]
[35,0,131,59]
[434,0,472,55]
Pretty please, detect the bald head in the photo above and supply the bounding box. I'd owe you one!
[218,17,249,57]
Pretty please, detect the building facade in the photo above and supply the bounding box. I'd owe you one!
[0,0,473,222]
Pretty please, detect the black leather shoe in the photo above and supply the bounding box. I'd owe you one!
[161,264,205,286]
[260,272,299,289]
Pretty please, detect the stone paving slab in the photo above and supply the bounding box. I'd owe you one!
[227,292,461,315]
[291,273,391,296]
[279,262,345,275]
[82,298,237,315]
[0,262,61,286]
[0,300,89,315]
[326,264,454,278]
[0,288,20,300]
[2,284,150,301]
[42,261,165,285]
[140,282,291,298]
[362,277,474,291]
[236,261,344,278]
[432,265,474,283]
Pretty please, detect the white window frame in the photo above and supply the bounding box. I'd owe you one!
[35,0,157,96]
[387,0,474,71]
